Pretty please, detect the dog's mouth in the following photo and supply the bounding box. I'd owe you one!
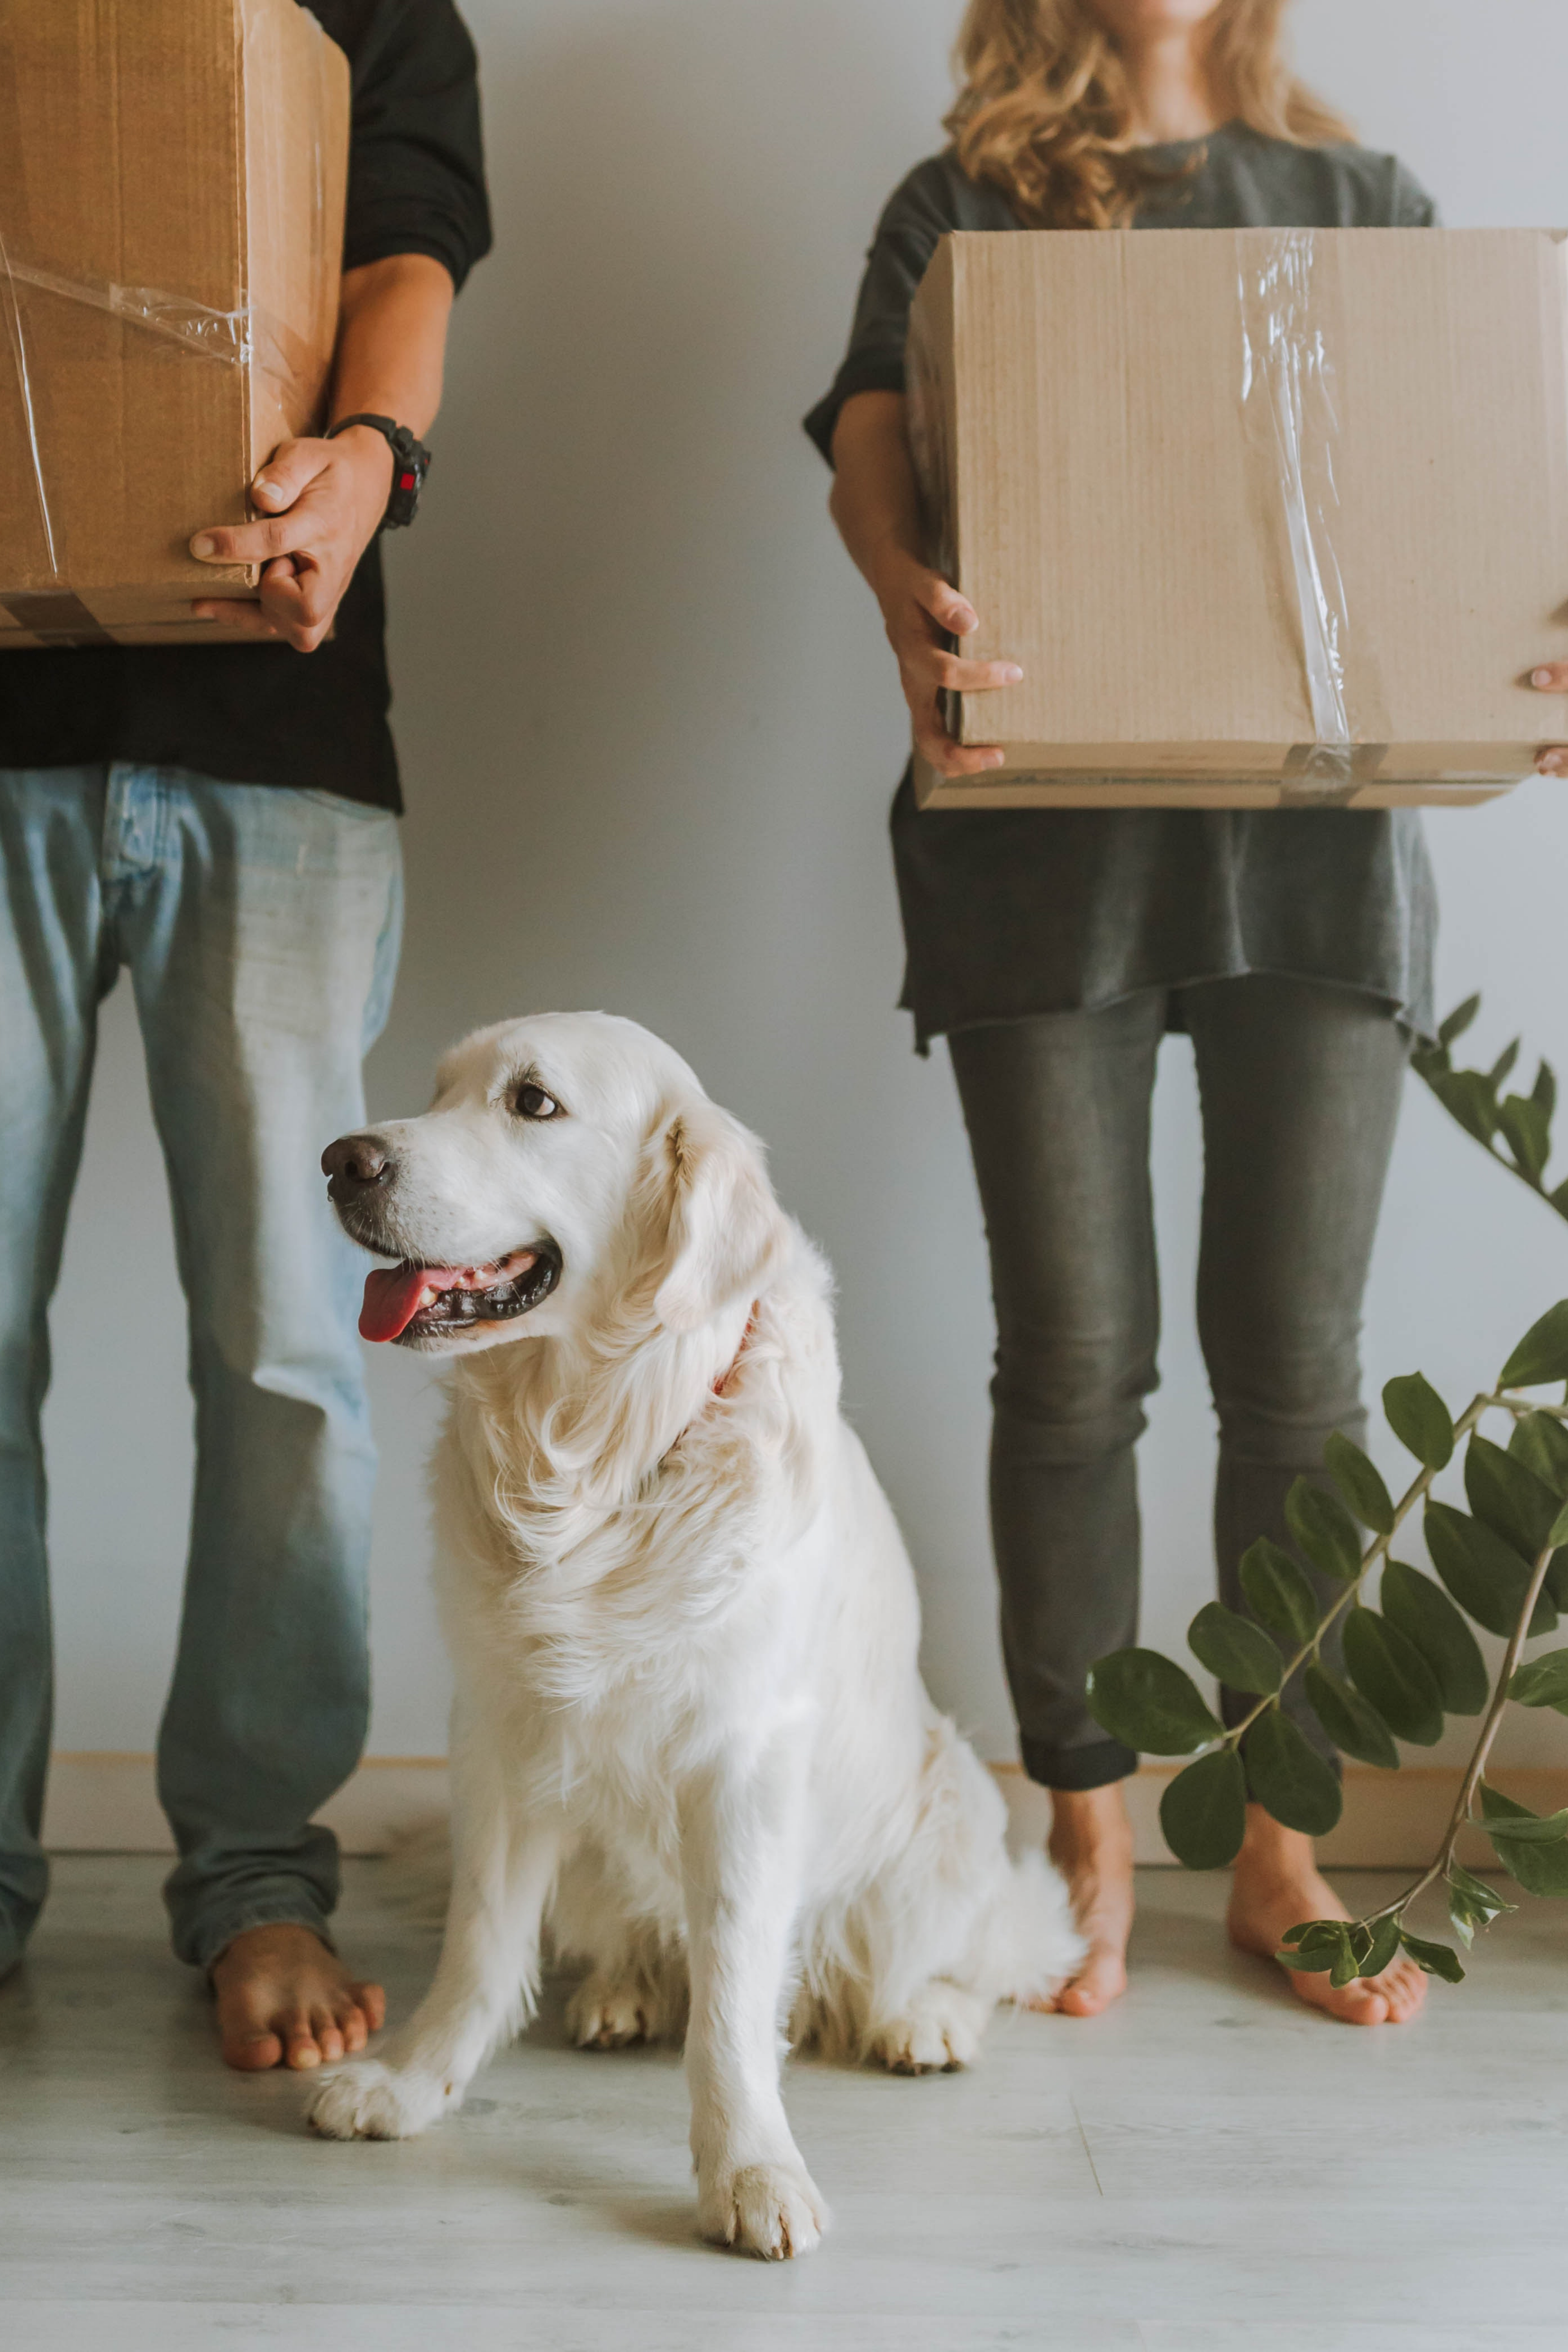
[359,1242,562,1346]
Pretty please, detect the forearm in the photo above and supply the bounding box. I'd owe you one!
[191,252,458,650]
[330,253,456,441]
[825,388,1016,777]
[827,391,927,593]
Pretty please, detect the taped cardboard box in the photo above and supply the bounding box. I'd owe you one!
[908,227,1568,810]
[0,0,348,650]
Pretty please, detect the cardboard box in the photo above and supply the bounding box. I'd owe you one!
[0,0,348,649]
[907,227,1568,809]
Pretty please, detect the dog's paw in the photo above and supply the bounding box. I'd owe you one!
[566,1972,662,2050]
[699,2160,828,2260]
[306,2059,450,2141]
[867,1981,988,2074]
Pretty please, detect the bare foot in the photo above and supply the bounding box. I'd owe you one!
[1034,1782,1136,2017]
[1227,1806,1427,2026]
[210,1923,387,2072]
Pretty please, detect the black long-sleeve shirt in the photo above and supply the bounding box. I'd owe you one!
[0,0,492,811]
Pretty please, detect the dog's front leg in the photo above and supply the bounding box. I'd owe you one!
[680,1741,827,2259]
[309,1729,563,2143]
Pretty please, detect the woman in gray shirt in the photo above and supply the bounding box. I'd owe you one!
[809,0,1567,2027]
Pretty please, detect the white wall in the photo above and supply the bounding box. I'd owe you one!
[42,0,1568,1778]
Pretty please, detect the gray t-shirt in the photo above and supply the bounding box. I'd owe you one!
[805,122,1441,1051]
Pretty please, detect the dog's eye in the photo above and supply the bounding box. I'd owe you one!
[515,1082,561,1122]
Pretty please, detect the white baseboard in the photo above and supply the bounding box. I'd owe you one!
[45,1751,1568,1869]
[43,1753,449,1858]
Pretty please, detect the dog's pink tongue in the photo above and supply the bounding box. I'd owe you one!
[360,1263,457,1343]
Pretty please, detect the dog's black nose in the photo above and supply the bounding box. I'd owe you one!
[322,1132,396,1202]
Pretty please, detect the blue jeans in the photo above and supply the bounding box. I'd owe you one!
[0,766,402,1971]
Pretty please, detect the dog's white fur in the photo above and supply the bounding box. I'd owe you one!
[307,1013,1082,2258]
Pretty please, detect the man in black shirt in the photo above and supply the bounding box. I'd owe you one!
[0,1,490,2070]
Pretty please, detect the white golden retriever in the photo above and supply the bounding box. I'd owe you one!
[307,1013,1081,2258]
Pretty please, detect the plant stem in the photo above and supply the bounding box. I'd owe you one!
[1365,1534,1558,1924]
[1223,1393,1497,1748]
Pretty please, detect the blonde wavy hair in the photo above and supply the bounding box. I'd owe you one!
[947,0,1353,230]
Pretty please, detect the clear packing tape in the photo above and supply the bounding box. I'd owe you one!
[0,235,311,587]
[1238,228,1390,804]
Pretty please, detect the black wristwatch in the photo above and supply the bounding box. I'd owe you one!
[326,414,432,529]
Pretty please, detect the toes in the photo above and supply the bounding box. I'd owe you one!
[1055,1983,1107,2017]
[1052,1958,1125,2019]
[313,2011,346,2065]
[339,2005,370,2054]
[283,2013,325,2070]
[223,2028,284,2073]
[1375,1963,1428,2022]
[355,1982,387,2033]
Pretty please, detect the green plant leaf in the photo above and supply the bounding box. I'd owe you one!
[1186,1602,1282,1698]
[1323,1432,1396,1535]
[1399,1928,1465,1983]
[1275,1918,1348,1975]
[1474,1784,1568,1842]
[1499,1094,1551,1185]
[1507,1649,1568,1712]
[1499,1301,1568,1391]
[1158,1748,1247,1870]
[1534,1058,1557,1120]
[1548,1551,1568,1612]
[1304,1662,1401,1769]
[1379,1561,1490,1715]
[1508,1410,1568,1497]
[1465,1435,1562,1564]
[1438,993,1481,1047]
[1240,1538,1321,1649]
[1359,1911,1403,1978]
[1243,1709,1343,1837]
[1381,1372,1454,1472]
[1283,1919,1349,1951]
[1552,1176,1568,1220]
[1480,1785,1568,1894]
[1425,1503,1558,1639]
[1446,1860,1514,1948]
[1490,1039,1521,1091]
[1085,1649,1223,1755]
[1428,1068,1499,1144]
[1284,1478,1365,1583]
[1410,1042,1449,1083]
[1341,1606,1445,1746]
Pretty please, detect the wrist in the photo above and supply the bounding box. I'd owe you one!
[865,535,924,609]
[330,421,397,500]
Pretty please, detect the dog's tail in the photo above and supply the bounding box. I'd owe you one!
[992,1846,1087,2007]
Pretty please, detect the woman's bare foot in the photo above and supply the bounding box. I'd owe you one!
[1227,1805,1427,2026]
[209,1923,386,2072]
[1035,1782,1136,2016]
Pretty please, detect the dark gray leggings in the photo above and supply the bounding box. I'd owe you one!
[949,976,1408,1792]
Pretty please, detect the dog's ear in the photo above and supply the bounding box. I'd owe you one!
[653,1100,786,1334]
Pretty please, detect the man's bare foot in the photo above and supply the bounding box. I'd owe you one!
[1227,1805,1427,2026]
[210,1923,386,2072]
[1034,1782,1136,2017]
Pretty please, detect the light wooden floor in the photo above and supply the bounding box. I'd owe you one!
[3,1857,1565,2350]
